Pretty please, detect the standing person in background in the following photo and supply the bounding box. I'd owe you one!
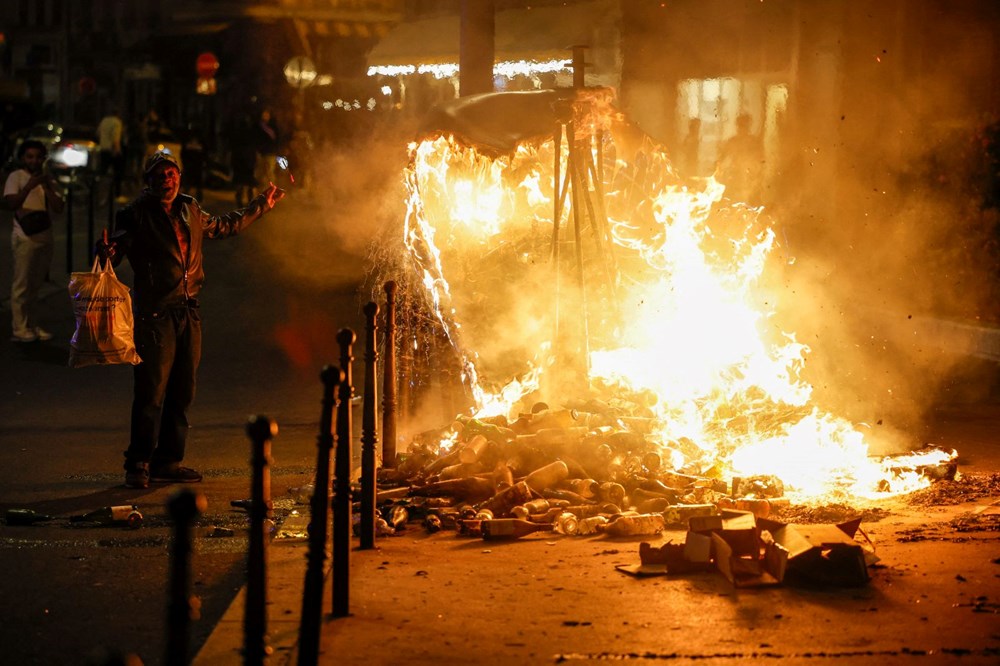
[180,128,205,200]
[3,140,65,342]
[230,113,257,207]
[254,108,279,191]
[717,113,764,202]
[96,151,285,489]
[97,105,125,201]
[681,117,702,179]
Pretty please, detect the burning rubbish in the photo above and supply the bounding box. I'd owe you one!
[353,89,972,594]
[365,87,961,526]
[370,401,957,557]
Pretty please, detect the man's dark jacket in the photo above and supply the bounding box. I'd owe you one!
[110,192,267,314]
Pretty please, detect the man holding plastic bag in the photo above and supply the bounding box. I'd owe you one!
[97,151,285,489]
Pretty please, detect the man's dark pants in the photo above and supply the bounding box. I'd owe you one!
[124,305,202,471]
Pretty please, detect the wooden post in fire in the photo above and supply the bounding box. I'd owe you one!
[332,329,356,617]
[566,119,591,381]
[360,302,379,550]
[245,415,277,664]
[382,281,398,468]
[298,365,342,665]
[396,290,411,431]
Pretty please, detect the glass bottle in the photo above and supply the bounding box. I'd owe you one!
[70,505,143,529]
[375,517,395,536]
[410,476,495,501]
[458,518,483,537]
[562,478,599,498]
[510,505,530,520]
[526,408,579,432]
[389,505,409,531]
[523,498,551,514]
[460,418,516,444]
[480,518,555,541]
[561,503,620,519]
[662,503,717,526]
[4,508,56,526]
[524,461,569,492]
[542,488,589,505]
[423,514,443,533]
[477,480,533,518]
[598,482,626,505]
[599,513,664,537]
[515,427,588,447]
[459,434,491,464]
[577,515,609,535]
[553,512,579,536]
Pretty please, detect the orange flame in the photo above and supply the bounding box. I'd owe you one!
[400,118,954,503]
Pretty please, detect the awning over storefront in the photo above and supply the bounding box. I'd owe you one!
[367,0,620,72]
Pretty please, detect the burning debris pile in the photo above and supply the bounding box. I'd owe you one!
[370,396,950,586]
[365,89,960,576]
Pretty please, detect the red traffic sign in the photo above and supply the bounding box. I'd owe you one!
[196,52,219,78]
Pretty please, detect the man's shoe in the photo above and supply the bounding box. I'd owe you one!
[125,464,150,489]
[11,330,38,343]
[150,465,203,483]
[34,328,53,341]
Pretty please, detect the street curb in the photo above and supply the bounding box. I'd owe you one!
[193,519,313,666]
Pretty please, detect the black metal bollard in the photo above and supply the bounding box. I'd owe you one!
[360,302,380,550]
[166,489,206,666]
[245,415,277,664]
[332,328,355,617]
[382,281,398,468]
[298,365,342,666]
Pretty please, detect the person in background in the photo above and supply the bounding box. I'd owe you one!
[717,113,764,202]
[96,151,284,489]
[254,108,279,191]
[230,113,257,207]
[681,117,702,179]
[3,139,65,342]
[96,105,125,201]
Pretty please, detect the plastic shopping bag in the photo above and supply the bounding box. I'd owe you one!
[68,257,142,368]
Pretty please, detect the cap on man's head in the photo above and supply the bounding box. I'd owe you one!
[143,151,180,176]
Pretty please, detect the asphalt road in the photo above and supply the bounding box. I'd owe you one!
[0,183,381,665]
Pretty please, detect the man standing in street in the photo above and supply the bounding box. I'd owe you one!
[4,139,64,342]
[98,151,285,488]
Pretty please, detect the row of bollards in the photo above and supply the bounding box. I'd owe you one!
[164,284,399,665]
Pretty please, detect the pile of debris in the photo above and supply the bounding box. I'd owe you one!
[623,511,877,587]
[363,400,964,586]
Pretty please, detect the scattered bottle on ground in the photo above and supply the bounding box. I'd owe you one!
[423,514,443,533]
[4,508,56,526]
[598,513,664,537]
[70,505,143,529]
[553,512,580,536]
[481,518,555,541]
[577,515,610,535]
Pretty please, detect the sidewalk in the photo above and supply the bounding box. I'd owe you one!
[193,486,1000,665]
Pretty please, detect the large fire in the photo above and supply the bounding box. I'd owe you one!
[396,92,954,506]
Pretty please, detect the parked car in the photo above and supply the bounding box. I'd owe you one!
[3,122,101,184]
